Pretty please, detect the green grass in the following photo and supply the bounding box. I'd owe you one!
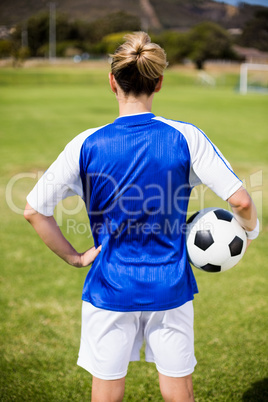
[0,63,268,401]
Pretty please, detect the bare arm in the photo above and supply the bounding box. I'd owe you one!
[227,186,258,247]
[24,202,101,267]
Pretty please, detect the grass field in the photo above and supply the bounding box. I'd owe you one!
[0,61,267,401]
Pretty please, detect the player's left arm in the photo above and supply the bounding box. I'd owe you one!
[227,186,259,247]
[24,202,101,267]
[181,125,259,245]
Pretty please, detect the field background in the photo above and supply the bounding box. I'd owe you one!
[0,61,267,401]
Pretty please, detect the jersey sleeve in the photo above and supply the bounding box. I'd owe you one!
[26,128,97,216]
[183,124,243,200]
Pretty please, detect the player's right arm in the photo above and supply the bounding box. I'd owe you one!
[24,203,101,267]
[24,127,103,266]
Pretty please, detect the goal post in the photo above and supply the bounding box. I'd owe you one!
[240,63,268,94]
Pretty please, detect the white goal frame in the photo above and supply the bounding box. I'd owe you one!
[240,63,268,94]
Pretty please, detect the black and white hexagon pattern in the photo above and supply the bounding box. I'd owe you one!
[186,208,247,273]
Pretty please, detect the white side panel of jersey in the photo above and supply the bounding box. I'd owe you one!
[154,117,242,200]
[27,126,106,216]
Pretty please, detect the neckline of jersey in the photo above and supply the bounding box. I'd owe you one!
[114,113,156,125]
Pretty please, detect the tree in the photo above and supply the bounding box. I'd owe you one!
[12,11,141,58]
[101,32,129,55]
[22,12,49,57]
[87,11,141,43]
[187,22,238,69]
[151,31,190,65]
[0,40,13,58]
[238,10,268,52]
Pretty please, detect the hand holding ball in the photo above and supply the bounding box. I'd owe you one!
[186,208,247,273]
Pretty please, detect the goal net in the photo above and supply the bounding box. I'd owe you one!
[240,63,268,94]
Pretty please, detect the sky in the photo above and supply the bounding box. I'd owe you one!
[215,0,268,6]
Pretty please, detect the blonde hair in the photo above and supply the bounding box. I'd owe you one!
[110,32,168,96]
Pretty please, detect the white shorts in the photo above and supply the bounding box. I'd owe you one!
[77,301,197,380]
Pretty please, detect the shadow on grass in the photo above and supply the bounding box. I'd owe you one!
[242,378,268,401]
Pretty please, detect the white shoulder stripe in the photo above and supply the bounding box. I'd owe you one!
[27,124,108,216]
[153,116,242,200]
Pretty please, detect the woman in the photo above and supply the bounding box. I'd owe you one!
[24,32,258,401]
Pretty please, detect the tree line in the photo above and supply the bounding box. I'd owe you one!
[0,9,267,69]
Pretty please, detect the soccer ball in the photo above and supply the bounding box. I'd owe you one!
[186,208,247,273]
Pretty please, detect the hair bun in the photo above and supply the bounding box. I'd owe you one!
[136,49,142,58]
[110,31,168,95]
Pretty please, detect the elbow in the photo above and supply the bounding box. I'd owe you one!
[228,187,252,212]
[238,195,252,212]
[24,208,32,223]
[228,187,257,231]
[24,202,37,223]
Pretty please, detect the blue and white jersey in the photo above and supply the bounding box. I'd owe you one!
[27,113,242,311]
